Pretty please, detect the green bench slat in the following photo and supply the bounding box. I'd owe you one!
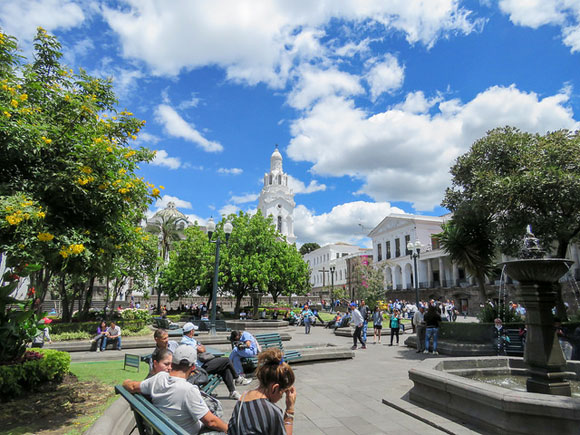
[201,374,222,395]
[241,333,302,369]
[124,353,141,372]
[115,385,189,435]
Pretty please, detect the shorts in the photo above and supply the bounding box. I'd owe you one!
[374,325,382,330]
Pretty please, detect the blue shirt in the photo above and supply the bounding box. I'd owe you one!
[240,331,259,352]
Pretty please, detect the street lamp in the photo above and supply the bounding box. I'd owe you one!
[407,240,423,308]
[206,217,233,336]
[329,263,336,313]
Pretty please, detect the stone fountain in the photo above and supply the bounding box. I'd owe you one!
[406,228,580,434]
[500,228,574,395]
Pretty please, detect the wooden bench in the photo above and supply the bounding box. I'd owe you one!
[124,353,141,372]
[115,385,189,435]
[242,333,302,369]
[505,328,524,356]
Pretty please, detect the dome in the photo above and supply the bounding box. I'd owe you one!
[152,202,188,221]
[270,146,283,171]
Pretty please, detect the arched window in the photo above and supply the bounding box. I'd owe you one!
[277,215,282,232]
[277,174,282,184]
[269,174,272,184]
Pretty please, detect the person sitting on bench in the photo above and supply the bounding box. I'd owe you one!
[325,311,342,329]
[229,330,261,383]
[123,345,228,434]
[101,321,122,351]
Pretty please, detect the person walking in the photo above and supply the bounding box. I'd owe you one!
[424,305,442,355]
[372,306,383,344]
[301,305,314,334]
[413,306,426,353]
[360,300,370,343]
[350,303,366,350]
[389,309,401,346]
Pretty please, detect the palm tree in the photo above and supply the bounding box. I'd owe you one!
[438,209,496,301]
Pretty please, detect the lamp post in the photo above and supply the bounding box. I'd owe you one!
[206,217,233,336]
[407,240,423,308]
[329,263,336,313]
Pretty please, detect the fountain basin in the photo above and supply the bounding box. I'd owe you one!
[408,357,580,434]
[501,258,574,283]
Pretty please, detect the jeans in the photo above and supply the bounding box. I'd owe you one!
[204,357,238,393]
[390,327,399,345]
[425,327,438,352]
[304,317,311,334]
[353,325,365,347]
[102,336,121,350]
[362,320,368,342]
[229,346,258,375]
[416,324,426,351]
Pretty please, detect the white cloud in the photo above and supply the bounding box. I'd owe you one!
[293,201,406,247]
[154,195,193,210]
[151,150,182,170]
[178,93,202,110]
[230,193,259,204]
[184,213,207,226]
[287,175,327,195]
[499,0,580,52]
[334,38,371,58]
[155,104,223,152]
[0,0,85,43]
[288,85,579,211]
[101,1,483,86]
[365,54,405,100]
[287,66,364,110]
[137,132,161,145]
[218,168,243,175]
[219,204,241,217]
[393,91,441,114]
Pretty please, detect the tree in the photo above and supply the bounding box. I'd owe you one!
[0,28,160,344]
[437,203,496,301]
[266,241,310,303]
[443,126,580,319]
[299,242,320,256]
[352,259,385,309]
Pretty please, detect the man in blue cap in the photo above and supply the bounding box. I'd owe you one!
[350,303,366,350]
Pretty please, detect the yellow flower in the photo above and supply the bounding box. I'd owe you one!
[77,178,89,186]
[130,135,137,140]
[37,232,55,242]
[69,244,85,255]
[118,188,129,194]
[159,185,165,190]
[135,227,142,233]
[10,99,18,108]
[124,150,136,158]
[41,136,52,144]
[19,94,27,101]
[59,248,69,258]
[98,184,107,190]
[118,168,126,175]
[6,215,22,225]
[80,166,92,174]
[64,95,70,102]
[152,188,160,197]
[106,146,113,153]
[36,211,46,219]
[3,111,10,118]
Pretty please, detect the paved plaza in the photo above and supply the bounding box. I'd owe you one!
[77,319,482,434]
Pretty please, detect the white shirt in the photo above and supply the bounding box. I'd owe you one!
[140,372,209,434]
[413,310,424,326]
[351,308,364,327]
[106,325,121,337]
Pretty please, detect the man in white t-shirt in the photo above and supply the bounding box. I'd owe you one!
[122,345,228,434]
[102,321,122,351]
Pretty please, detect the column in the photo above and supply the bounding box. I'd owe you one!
[426,259,433,288]
[438,257,445,287]
[452,263,459,287]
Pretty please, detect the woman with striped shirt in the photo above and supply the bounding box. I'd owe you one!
[228,348,297,434]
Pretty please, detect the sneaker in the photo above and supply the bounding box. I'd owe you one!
[361,345,366,349]
[96,348,100,352]
[235,376,252,386]
[433,351,439,355]
[229,391,242,400]
[351,345,357,350]
[423,350,429,354]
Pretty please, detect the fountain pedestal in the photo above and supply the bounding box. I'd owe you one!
[502,258,574,396]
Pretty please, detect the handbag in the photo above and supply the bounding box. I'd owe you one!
[188,366,210,387]
[198,351,216,364]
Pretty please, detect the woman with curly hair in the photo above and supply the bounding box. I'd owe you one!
[228,348,297,434]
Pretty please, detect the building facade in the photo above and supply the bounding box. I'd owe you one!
[258,147,296,244]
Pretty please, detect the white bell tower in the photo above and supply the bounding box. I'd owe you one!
[258,146,296,244]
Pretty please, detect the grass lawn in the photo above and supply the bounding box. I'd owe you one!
[2,359,149,435]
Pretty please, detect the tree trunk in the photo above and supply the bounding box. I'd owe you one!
[60,274,72,322]
[103,277,110,320]
[81,276,95,319]
[555,240,571,321]
[477,274,488,302]
[234,294,243,317]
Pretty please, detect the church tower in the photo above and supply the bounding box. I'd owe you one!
[258,146,296,244]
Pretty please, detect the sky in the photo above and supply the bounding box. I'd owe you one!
[2,0,579,248]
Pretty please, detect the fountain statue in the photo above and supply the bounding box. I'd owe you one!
[500,226,574,395]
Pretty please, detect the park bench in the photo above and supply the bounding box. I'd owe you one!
[124,353,141,372]
[241,333,302,369]
[505,328,524,356]
[190,319,230,332]
[152,317,180,330]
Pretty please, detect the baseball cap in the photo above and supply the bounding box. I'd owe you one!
[182,322,199,333]
[173,345,197,366]
[41,317,53,324]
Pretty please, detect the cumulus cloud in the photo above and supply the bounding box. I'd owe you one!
[287,66,364,109]
[365,54,405,100]
[155,104,223,152]
[230,193,259,204]
[288,85,579,211]
[151,150,182,170]
[0,0,85,43]
[499,0,580,52]
[219,204,241,217]
[287,175,327,194]
[154,195,193,210]
[293,201,406,246]
[218,168,243,175]
[101,1,483,86]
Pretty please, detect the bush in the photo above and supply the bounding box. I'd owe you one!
[119,308,151,322]
[51,331,91,341]
[477,304,523,323]
[0,349,70,399]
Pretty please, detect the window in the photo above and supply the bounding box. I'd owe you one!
[395,238,400,257]
[269,174,272,184]
[342,253,348,257]
[386,241,391,259]
[377,243,382,261]
[405,235,411,255]
[277,216,282,232]
[431,236,440,250]
[336,253,339,259]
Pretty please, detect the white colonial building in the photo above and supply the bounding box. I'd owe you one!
[258,147,296,244]
[303,243,361,296]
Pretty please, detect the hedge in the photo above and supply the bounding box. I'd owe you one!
[50,320,147,335]
[0,349,70,399]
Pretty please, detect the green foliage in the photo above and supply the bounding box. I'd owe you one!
[477,304,523,323]
[119,308,151,322]
[0,349,70,399]
[299,242,320,255]
[352,258,385,309]
[51,331,91,341]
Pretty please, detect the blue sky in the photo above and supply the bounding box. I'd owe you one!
[2,0,579,247]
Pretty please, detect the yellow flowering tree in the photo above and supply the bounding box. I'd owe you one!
[0,28,163,326]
